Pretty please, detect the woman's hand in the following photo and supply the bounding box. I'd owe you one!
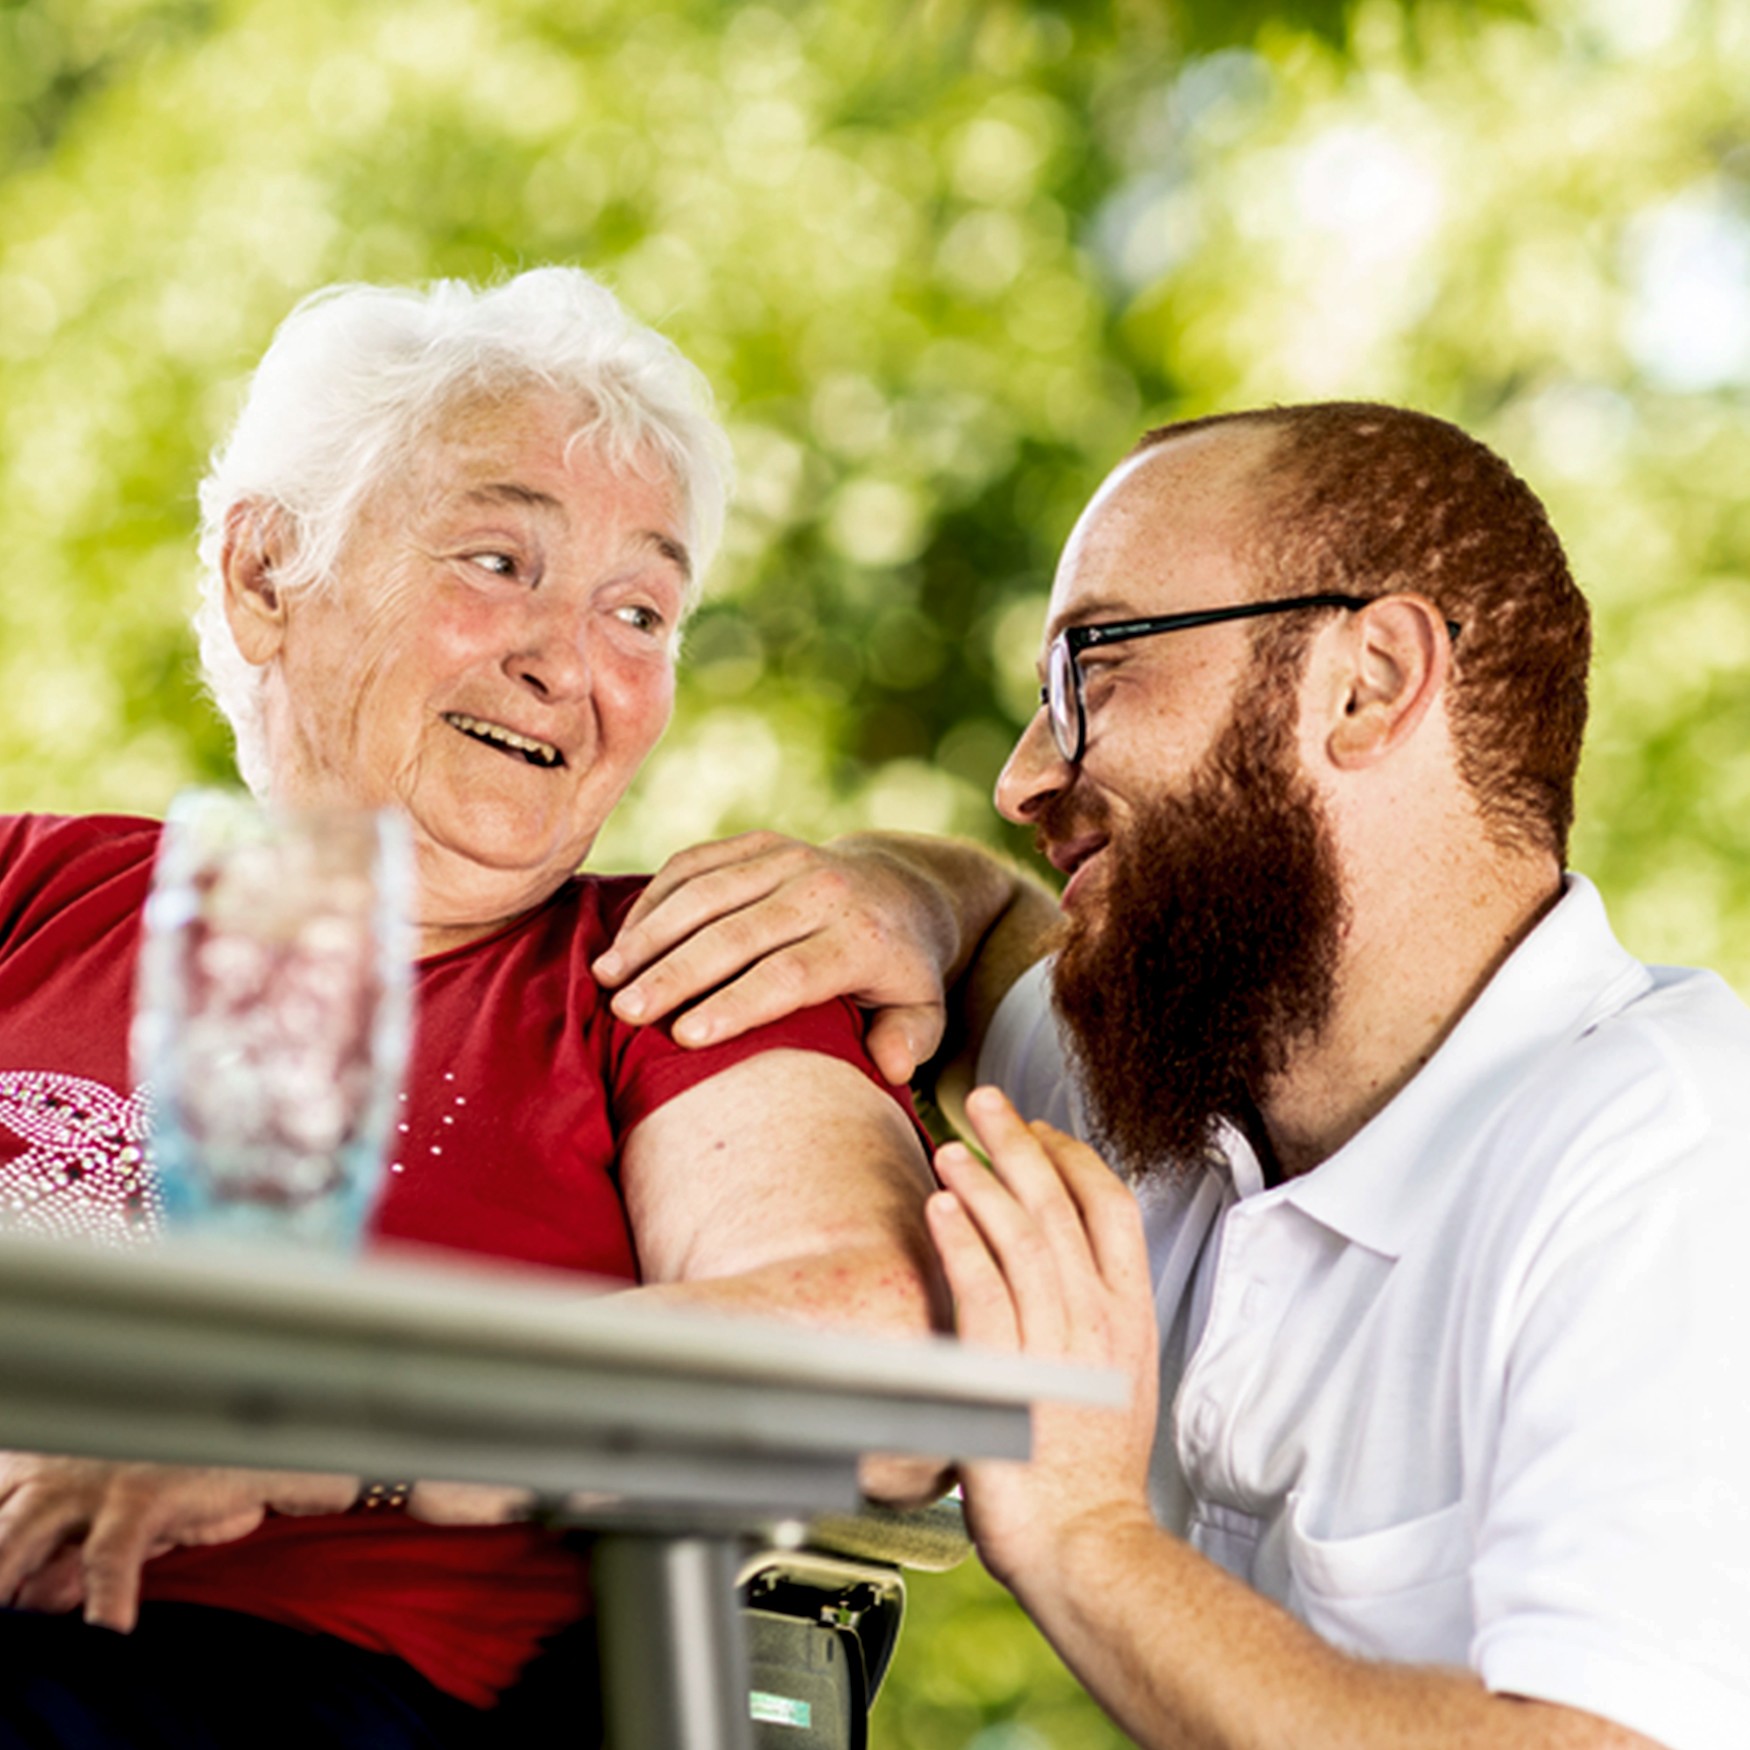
[0,1452,355,1631]
[926,1088,1161,1595]
[593,831,962,1083]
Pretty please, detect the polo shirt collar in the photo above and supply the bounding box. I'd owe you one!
[1249,875,1651,1259]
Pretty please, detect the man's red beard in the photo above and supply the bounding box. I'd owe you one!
[1044,658,1346,1181]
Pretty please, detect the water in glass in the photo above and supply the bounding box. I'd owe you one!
[131,790,413,1249]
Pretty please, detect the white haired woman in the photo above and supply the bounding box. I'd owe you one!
[0,270,940,1748]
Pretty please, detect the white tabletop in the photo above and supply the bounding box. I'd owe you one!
[0,1233,1122,1527]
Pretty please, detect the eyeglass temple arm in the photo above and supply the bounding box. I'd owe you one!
[1068,595,1365,652]
[1073,596,1460,651]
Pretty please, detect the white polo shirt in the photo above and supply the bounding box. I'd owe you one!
[978,876,1750,1750]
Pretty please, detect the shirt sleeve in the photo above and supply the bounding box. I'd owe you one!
[1469,1125,1750,1750]
[606,996,928,1148]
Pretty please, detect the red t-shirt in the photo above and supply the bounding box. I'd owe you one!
[0,814,916,1706]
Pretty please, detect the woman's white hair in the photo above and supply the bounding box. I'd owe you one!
[193,267,732,795]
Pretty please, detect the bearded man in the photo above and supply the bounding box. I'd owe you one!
[595,402,1750,1750]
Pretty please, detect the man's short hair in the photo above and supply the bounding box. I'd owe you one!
[1137,403,1590,863]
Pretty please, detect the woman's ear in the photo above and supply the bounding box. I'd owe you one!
[1323,593,1451,770]
[221,502,292,666]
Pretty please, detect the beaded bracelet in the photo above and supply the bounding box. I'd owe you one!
[352,1478,415,1512]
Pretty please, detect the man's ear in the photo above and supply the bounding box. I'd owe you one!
[1323,593,1451,770]
[220,501,293,666]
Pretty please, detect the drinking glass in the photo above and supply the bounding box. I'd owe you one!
[131,790,414,1250]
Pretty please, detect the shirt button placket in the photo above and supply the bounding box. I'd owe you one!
[1180,1204,1265,1493]
[1189,1397,1219,1450]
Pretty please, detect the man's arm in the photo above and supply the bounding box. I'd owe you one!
[926,1088,1667,1750]
[593,830,1059,1102]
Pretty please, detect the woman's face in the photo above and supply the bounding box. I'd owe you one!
[234,389,689,948]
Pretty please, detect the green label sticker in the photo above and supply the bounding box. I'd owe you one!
[749,1691,813,1729]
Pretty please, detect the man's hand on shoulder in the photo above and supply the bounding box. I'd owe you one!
[593,830,1055,1087]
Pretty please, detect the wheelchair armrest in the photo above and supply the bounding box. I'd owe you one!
[795,1496,971,1573]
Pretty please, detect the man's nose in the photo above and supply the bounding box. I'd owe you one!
[995,708,1073,824]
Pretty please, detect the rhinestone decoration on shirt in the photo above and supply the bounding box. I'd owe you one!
[387,1072,468,1176]
[0,1071,161,1246]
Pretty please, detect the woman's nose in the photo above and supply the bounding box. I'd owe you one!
[995,707,1073,824]
[506,598,591,701]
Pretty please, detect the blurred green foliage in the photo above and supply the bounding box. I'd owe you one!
[5,0,1750,1740]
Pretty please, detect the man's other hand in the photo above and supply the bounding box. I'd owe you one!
[926,1088,1159,1592]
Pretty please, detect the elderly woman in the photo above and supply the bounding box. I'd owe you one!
[0,270,939,1747]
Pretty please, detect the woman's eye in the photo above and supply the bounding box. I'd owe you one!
[470,552,517,578]
[615,603,666,636]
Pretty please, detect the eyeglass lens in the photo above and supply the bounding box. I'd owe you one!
[1047,636,1081,763]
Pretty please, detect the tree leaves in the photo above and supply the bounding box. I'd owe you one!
[1,0,1746,961]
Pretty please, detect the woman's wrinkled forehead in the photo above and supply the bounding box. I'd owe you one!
[368,385,687,542]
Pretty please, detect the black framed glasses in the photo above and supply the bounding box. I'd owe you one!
[1040,593,1374,765]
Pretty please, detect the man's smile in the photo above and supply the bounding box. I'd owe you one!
[1043,829,1110,906]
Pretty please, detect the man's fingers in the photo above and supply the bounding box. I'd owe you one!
[608,858,846,1027]
[967,1093,1136,1271]
[596,834,799,986]
[865,1004,945,1085]
[596,834,958,1078]
[953,1090,1153,1361]
[961,1089,1111,1307]
[614,831,795,932]
[962,1087,1070,1207]
[1029,1120,1152,1299]
[933,1142,1071,1356]
[613,908,817,1031]
[646,937,863,1047]
[926,1180,1023,1353]
[857,1452,954,1508]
